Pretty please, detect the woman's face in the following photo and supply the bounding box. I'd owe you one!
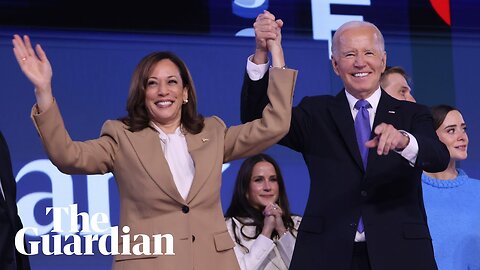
[436,110,468,161]
[247,161,280,209]
[145,59,188,131]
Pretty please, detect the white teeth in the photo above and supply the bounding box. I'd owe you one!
[156,101,173,106]
[354,72,368,77]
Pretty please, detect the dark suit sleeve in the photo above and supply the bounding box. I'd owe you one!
[0,132,31,270]
[0,131,17,209]
[409,104,449,172]
[240,70,270,123]
[241,69,313,153]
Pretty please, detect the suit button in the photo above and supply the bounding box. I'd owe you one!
[182,205,189,213]
[349,223,357,228]
[192,235,195,242]
[361,190,367,197]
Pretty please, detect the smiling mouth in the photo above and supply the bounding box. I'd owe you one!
[455,145,467,150]
[155,100,173,107]
[353,72,369,78]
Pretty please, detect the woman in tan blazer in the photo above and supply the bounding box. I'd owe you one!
[12,32,296,270]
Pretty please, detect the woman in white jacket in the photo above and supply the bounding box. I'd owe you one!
[225,153,301,270]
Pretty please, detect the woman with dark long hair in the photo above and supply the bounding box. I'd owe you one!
[225,153,301,270]
[422,105,480,270]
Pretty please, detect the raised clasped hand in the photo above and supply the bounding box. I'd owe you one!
[263,203,287,236]
[252,10,284,65]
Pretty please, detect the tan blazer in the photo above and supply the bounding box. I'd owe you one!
[31,68,297,270]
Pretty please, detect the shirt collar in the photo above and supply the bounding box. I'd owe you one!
[150,122,183,143]
[345,87,381,113]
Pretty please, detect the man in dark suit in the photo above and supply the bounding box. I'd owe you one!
[0,131,30,270]
[240,11,449,270]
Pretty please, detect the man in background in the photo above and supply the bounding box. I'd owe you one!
[380,66,416,102]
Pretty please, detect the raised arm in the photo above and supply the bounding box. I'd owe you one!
[241,11,283,124]
[13,35,117,175]
[12,34,54,112]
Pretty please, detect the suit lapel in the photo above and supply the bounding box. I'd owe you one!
[124,127,185,204]
[185,128,216,204]
[328,90,365,172]
[367,91,402,169]
[372,90,402,130]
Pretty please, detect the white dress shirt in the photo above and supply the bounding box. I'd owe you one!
[151,123,195,200]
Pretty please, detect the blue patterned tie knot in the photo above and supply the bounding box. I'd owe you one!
[354,99,371,234]
[354,99,371,111]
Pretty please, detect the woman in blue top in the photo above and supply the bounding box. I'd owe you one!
[422,104,480,270]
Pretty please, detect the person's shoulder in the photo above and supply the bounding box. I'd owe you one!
[382,92,427,111]
[297,95,334,107]
[383,94,429,115]
[203,116,226,129]
[300,95,334,102]
[100,120,132,137]
[467,177,480,185]
[226,216,253,228]
[461,169,480,185]
[103,119,128,130]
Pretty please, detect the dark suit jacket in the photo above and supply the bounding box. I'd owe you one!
[0,132,30,270]
[241,71,449,270]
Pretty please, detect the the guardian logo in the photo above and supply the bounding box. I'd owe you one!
[15,204,175,256]
[14,159,231,255]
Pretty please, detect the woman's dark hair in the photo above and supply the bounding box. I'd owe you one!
[430,104,458,130]
[119,51,204,133]
[225,153,296,252]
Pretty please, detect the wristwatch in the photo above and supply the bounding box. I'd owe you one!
[395,130,410,151]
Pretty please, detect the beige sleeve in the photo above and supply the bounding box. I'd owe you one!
[223,67,297,162]
[31,100,118,174]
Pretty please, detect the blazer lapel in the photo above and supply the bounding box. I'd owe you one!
[124,127,185,205]
[328,90,365,172]
[185,129,216,204]
[367,90,402,168]
[372,90,402,130]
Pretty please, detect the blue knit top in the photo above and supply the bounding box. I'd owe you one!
[422,169,480,270]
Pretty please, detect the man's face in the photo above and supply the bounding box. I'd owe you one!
[331,25,386,99]
[381,73,416,102]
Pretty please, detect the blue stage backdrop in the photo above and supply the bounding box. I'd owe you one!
[0,1,479,269]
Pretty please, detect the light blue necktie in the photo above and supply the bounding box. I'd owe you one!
[354,99,371,233]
